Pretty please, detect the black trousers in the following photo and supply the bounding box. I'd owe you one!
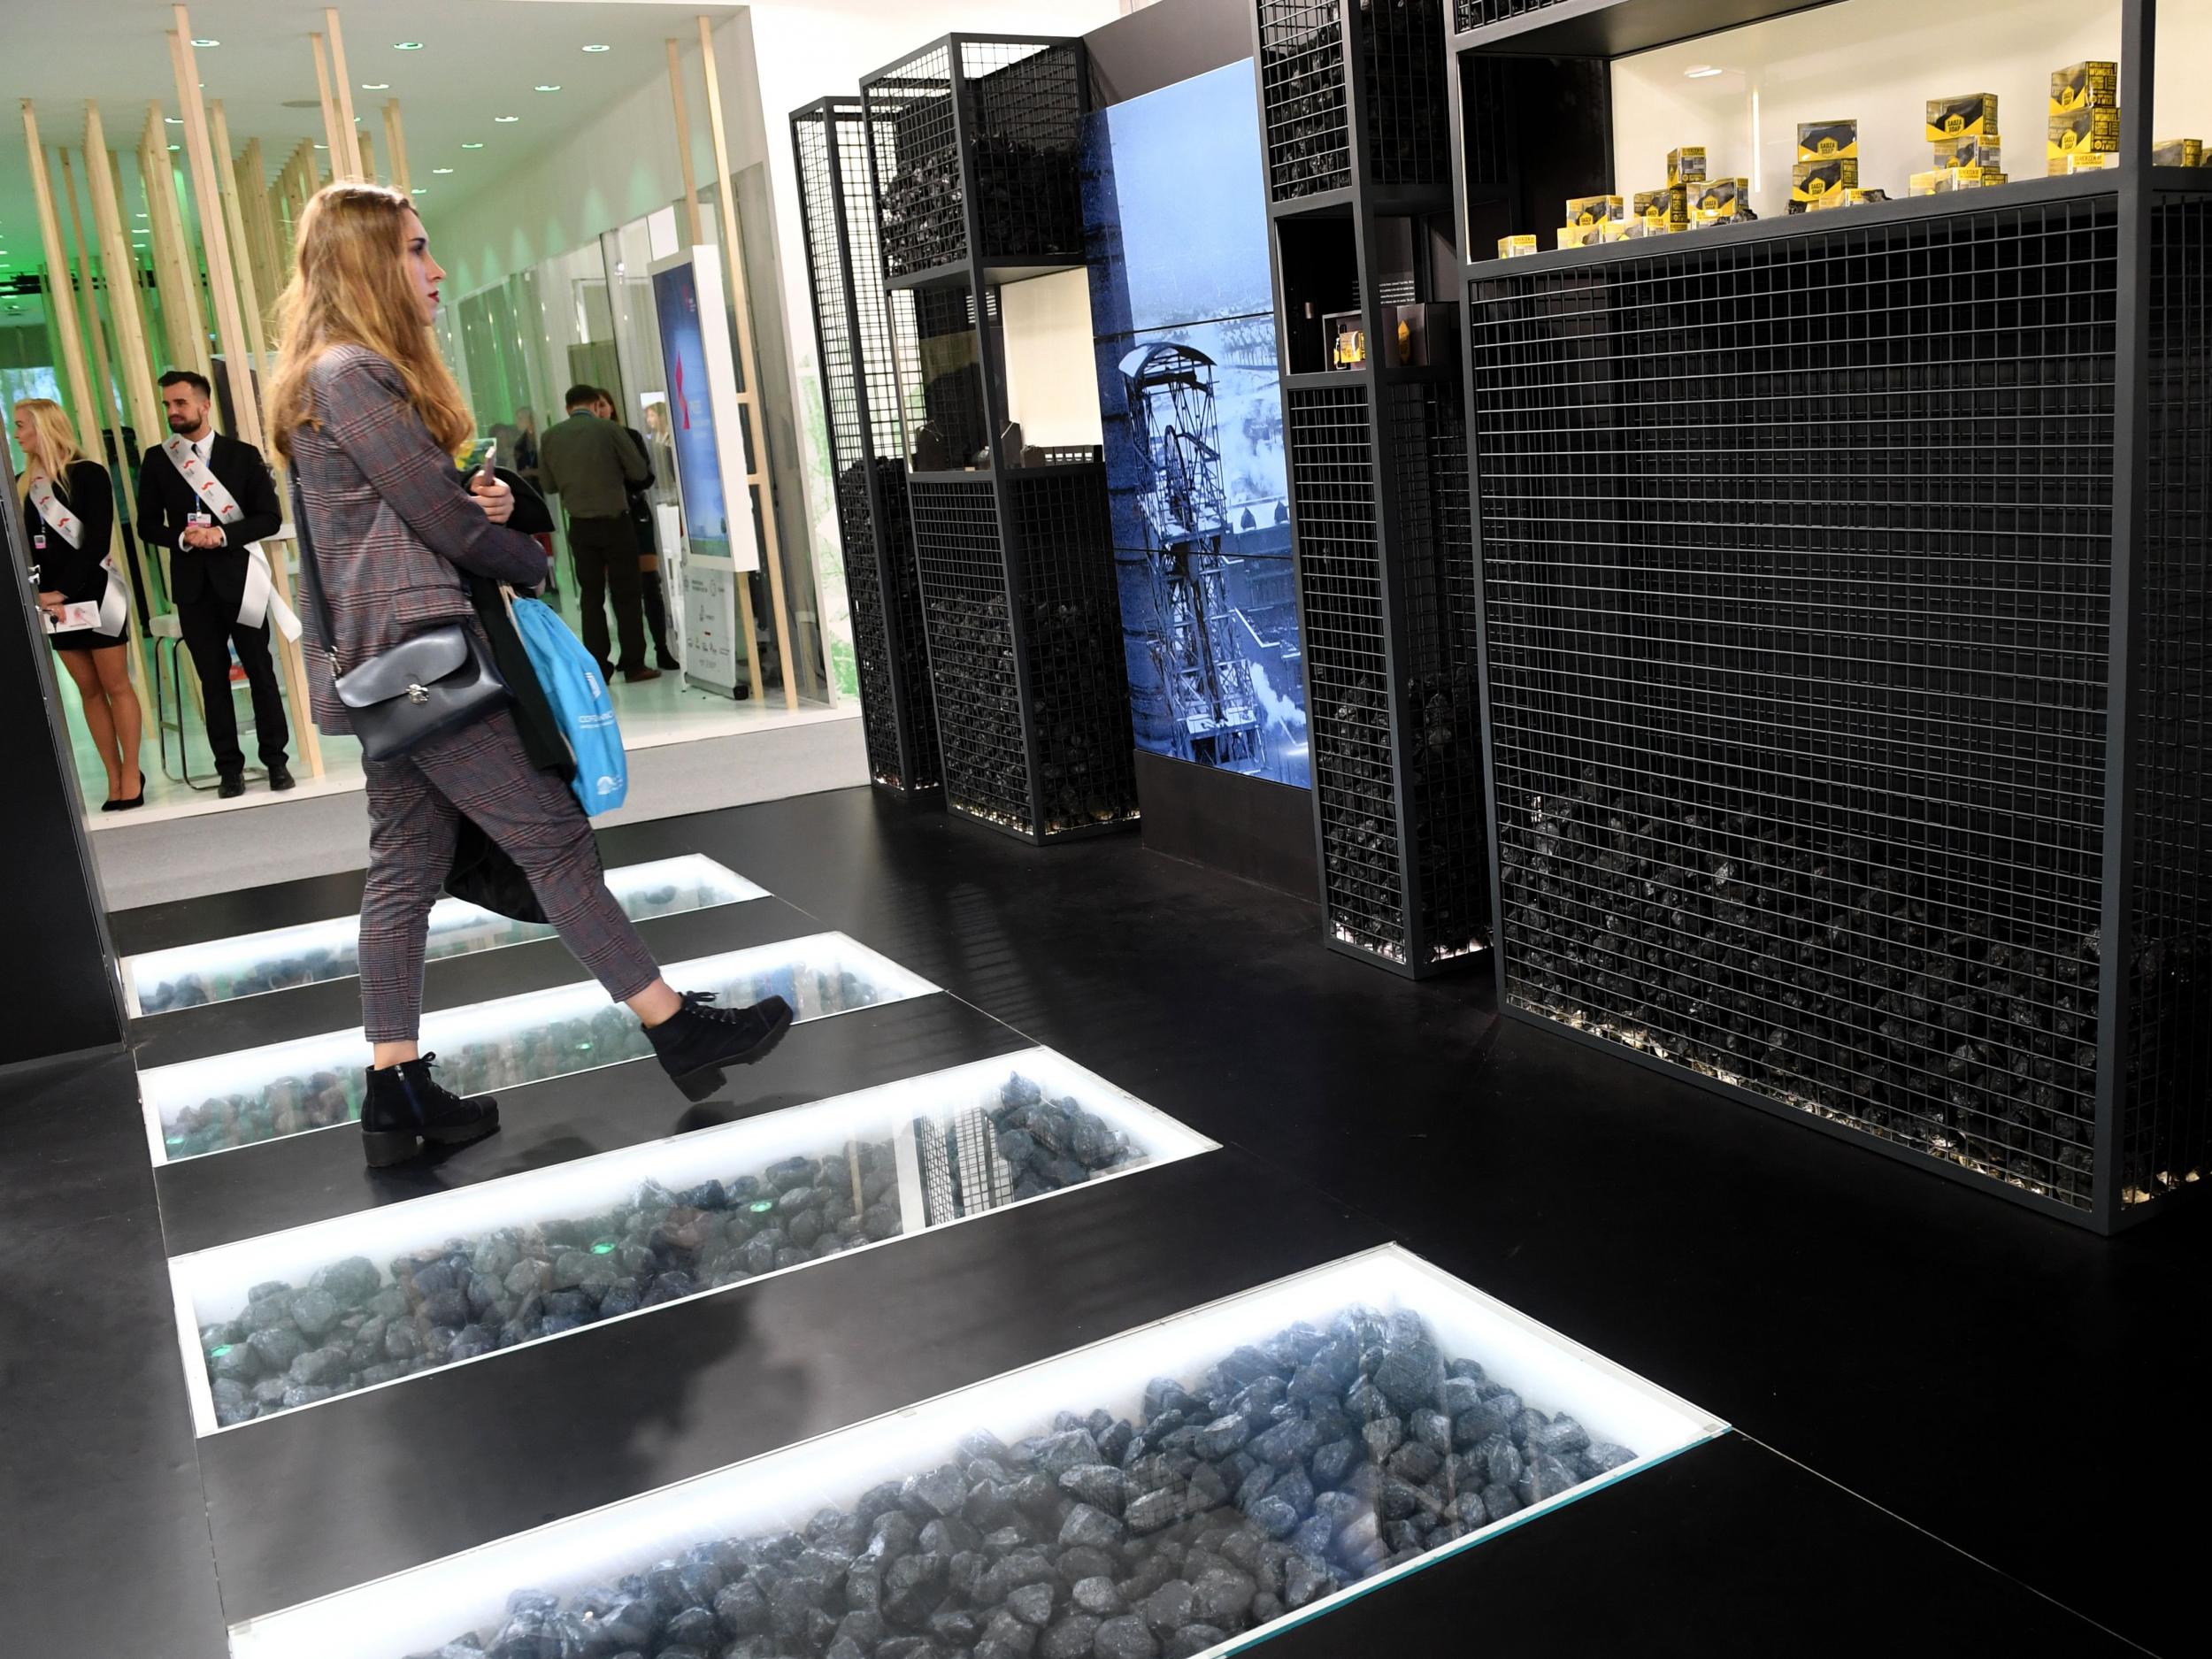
[178,596,289,775]
[567,515,646,677]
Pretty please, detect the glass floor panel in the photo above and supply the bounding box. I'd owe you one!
[171,1049,1218,1433]
[228,1247,1724,1659]
[123,856,768,1016]
[137,933,935,1165]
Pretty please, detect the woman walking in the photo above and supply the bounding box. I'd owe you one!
[13,398,145,810]
[265,181,790,1168]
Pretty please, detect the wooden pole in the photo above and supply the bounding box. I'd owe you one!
[23,104,156,726]
[665,39,704,250]
[309,34,349,176]
[382,99,410,195]
[108,149,163,375]
[241,137,284,324]
[207,102,270,373]
[142,104,210,381]
[85,104,173,608]
[357,128,377,183]
[326,11,364,177]
[697,14,795,708]
[85,109,163,442]
[172,12,323,777]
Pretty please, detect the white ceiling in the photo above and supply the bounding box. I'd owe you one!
[0,1,751,305]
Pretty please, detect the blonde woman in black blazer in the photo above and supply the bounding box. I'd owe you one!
[13,398,144,810]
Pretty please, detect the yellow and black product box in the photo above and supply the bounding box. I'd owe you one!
[1325,311,1365,371]
[1692,177,1750,225]
[1933,137,2002,173]
[1666,146,1707,188]
[2051,61,2117,115]
[1555,224,1608,250]
[2048,105,2121,173]
[1566,194,1624,227]
[2153,137,2203,168]
[1497,234,1538,258]
[1633,187,1688,232]
[1797,119,1857,162]
[1927,93,1999,141]
[1791,157,1856,211]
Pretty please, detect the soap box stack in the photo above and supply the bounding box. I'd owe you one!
[2047,63,2117,175]
[1911,94,2007,195]
[1792,120,1857,211]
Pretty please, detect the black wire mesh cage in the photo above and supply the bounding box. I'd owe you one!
[1452,0,1565,29]
[1288,381,1487,968]
[791,99,941,795]
[861,36,1087,280]
[1260,1,1450,202]
[1467,181,2212,1225]
[906,463,1141,844]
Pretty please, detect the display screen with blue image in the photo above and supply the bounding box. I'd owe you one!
[651,260,731,561]
[1083,59,1308,789]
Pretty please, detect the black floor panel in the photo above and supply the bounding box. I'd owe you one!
[0,1051,229,1659]
[197,1147,1379,1622]
[1252,1432,2140,1657]
[109,866,373,956]
[129,895,814,1068]
[155,993,1028,1255]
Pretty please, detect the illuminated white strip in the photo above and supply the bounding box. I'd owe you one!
[122,856,767,1016]
[227,1246,1725,1659]
[168,1048,1219,1438]
[137,933,938,1166]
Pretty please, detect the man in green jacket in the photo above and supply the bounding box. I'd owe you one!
[538,383,656,683]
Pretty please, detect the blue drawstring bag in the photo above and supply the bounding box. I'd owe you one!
[509,595,628,815]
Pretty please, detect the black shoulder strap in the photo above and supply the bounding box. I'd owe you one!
[288,476,341,672]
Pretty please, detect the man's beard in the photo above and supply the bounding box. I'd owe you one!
[167,412,196,431]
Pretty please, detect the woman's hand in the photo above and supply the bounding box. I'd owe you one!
[37,590,65,621]
[469,472,515,526]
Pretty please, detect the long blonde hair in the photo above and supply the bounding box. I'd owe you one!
[13,398,83,503]
[263,182,472,461]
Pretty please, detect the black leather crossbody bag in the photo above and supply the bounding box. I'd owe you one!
[290,480,510,762]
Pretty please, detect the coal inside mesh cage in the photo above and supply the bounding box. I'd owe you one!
[1260,0,1352,202]
[1361,0,1450,191]
[1453,0,1571,30]
[909,479,1032,831]
[1468,194,2146,1210]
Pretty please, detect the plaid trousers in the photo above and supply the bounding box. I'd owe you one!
[358,707,659,1041]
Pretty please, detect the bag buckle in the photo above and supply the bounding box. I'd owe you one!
[406,682,429,704]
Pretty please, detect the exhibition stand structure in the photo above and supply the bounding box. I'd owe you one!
[860,35,1142,846]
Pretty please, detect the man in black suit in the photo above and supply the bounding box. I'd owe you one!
[135,369,293,795]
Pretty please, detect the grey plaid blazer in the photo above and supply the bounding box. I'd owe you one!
[287,344,548,735]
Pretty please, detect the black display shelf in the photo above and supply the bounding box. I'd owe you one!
[1254,0,1490,976]
[1455,0,2209,1229]
[860,36,1139,846]
[792,98,941,799]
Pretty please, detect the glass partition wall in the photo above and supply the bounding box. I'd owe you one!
[446,204,833,706]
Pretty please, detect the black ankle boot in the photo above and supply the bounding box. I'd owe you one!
[646,992,795,1102]
[361,1053,500,1167]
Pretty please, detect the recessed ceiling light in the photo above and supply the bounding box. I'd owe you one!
[1684,65,1725,78]
[134,211,147,219]
[432,166,454,174]
[582,43,611,53]
[411,187,427,195]
[313,142,327,150]
[494,114,519,123]
[461,142,484,149]
[534,84,561,93]
[165,116,183,125]
[393,42,424,51]
[168,143,180,151]
[361,82,389,90]
[190,38,219,48]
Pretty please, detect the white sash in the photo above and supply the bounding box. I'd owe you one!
[27,473,82,549]
[164,434,244,523]
[164,434,300,640]
[27,473,127,635]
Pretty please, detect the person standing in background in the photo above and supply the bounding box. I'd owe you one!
[134,369,294,797]
[537,384,656,685]
[592,388,678,672]
[14,397,145,810]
